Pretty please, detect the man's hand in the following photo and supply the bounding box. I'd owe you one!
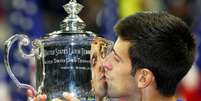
[27,89,47,101]
[27,89,79,101]
[63,92,80,101]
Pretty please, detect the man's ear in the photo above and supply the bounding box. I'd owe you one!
[136,68,154,88]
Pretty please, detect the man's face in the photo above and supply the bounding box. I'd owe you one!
[91,37,112,97]
[103,37,138,97]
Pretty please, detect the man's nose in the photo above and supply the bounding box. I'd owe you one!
[102,53,113,71]
[102,63,112,71]
[102,57,113,71]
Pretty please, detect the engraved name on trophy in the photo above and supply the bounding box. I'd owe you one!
[4,0,113,100]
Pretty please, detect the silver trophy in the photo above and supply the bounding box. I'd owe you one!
[4,0,113,100]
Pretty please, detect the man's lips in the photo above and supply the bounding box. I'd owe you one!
[104,74,110,81]
[99,73,106,80]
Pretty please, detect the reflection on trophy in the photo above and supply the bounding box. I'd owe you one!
[90,37,113,98]
[4,0,113,100]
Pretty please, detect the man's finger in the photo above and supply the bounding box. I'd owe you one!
[52,98,63,101]
[63,92,80,101]
[40,94,47,101]
[32,94,47,101]
[32,95,39,101]
[27,89,34,97]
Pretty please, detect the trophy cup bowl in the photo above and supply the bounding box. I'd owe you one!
[4,0,114,100]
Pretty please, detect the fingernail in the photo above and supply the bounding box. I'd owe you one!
[63,92,69,97]
[37,95,41,101]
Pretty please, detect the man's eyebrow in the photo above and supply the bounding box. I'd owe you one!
[112,48,123,61]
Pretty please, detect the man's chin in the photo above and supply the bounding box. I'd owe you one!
[107,92,120,98]
[95,87,106,97]
[106,87,119,98]
[107,90,127,98]
[107,90,113,97]
[93,81,107,97]
[96,92,106,98]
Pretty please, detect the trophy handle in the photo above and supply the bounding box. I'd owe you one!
[4,34,37,95]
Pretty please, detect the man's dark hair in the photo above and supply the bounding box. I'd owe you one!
[114,12,195,97]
